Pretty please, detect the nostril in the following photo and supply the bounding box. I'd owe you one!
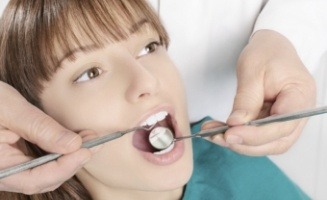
[139,93,150,98]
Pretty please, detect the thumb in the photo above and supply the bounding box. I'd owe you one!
[227,73,264,126]
[1,96,81,154]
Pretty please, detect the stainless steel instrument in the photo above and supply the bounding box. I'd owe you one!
[1,106,327,180]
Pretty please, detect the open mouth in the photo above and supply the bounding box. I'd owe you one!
[132,111,176,154]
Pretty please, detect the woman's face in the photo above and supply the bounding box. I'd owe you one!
[40,22,193,198]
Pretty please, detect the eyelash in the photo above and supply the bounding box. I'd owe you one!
[73,41,161,84]
[138,41,161,57]
[74,67,103,83]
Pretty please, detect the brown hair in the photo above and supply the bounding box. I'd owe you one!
[0,0,169,199]
[0,0,169,106]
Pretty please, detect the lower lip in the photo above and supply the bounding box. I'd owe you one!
[136,130,185,166]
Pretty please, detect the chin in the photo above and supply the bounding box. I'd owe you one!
[161,165,193,191]
[143,139,194,192]
[142,163,193,193]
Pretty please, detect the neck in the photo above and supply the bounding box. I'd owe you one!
[77,171,185,200]
[92,187,184,200]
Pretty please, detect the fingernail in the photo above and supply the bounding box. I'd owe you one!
[228,110,248,124]
[210,135,229,147]
[201,120,226,130]
[201,121,214,130]
[226,135,243,144]
[57,131,81,149]
[230,110,248,119]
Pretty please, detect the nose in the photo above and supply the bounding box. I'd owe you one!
[125,61,160,103]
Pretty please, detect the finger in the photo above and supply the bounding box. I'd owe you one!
[227,136,294,156]
[270,84,316,117]
[38,183,62,194]
[227,66,265,125]
[0,148,91,194]
[0,130,20,144]
[0,144,31,170]
[227,122,305,156]
[209,134,229,147]
[1,98,82,154]
[79,130,104,153]
[224,120,301,146]
[201,120,229,147]
[201,120,226,130]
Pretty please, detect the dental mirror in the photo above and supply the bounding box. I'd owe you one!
[148,105,327,151]
[149,127,174,150]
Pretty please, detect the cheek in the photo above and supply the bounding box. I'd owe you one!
[41,82,127,132]
[161,63,188,112]
[154,58,186,98]
[158,61,190,134]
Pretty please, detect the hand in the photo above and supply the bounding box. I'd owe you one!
[210,30,316,156]
[0,82,93,194]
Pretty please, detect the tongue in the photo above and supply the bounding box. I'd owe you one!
[132,129,157,152]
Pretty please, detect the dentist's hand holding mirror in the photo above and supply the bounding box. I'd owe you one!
[203,30,316,156]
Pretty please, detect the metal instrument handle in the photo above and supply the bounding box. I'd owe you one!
[0,126,144,180]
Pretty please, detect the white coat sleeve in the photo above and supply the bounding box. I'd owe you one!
[253,0,327,72]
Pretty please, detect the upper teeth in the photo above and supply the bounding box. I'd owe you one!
[141,111,168,127]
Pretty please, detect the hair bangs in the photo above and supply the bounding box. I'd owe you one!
[0,0,169,106]
[43,0,170,70]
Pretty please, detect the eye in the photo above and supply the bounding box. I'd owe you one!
[74,67,103,83]
[138,41,161,57]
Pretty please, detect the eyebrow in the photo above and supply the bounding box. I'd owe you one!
[130,19,149,34]
[58,44,99,64]
[58,19,151,65]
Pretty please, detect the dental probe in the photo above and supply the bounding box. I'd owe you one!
[0,125,153,180]
[149,106,327,150]
[1,106,327,179]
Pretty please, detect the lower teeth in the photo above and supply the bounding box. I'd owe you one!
[153,142,175,155]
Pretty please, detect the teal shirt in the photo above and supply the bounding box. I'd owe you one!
[183,117,310,200]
